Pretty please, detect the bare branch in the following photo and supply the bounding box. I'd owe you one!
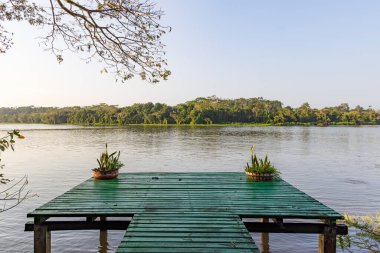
[0,175,36,212]
[0,0,171,82]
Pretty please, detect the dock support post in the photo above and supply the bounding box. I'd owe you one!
[99,217,108,253]
[34,218,51,253]
[319,220,337,253]
[261,218,270,253]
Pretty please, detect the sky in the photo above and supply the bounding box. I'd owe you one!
[0,0,379,109]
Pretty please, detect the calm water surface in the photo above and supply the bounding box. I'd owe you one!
[0,124,379,253]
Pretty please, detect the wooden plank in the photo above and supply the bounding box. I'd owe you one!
[28,172,343,220]
[244,222,348,234]
[28,209,342,220]
[118,242,256,248]
[261,218,270,253]
[117,214,258,252]
[34,224,51,253]
[319,221,337,253]
[26,172,344,252]
[117,248,256,253]
[124,227,250,233]
[122,232,255,238]
[25,220,130,231]
[122,237,255,243]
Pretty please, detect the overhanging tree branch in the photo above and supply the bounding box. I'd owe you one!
[0,130,34,213]
[0,175,36,212]
[0,0,171,82]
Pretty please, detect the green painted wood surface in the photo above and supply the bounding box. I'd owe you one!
[117,213,258,252]
[28,172,342,219]
[27,172,343,252]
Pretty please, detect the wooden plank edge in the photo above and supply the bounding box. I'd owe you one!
[25,220,131,231]
[243,222,348,235]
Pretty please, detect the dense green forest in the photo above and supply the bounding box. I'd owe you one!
[0,97,379,126]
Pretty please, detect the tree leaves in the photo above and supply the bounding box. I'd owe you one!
[338,213,380,252]
[0,0,171,82]
[0,98,379,126]
[0,130,24,183]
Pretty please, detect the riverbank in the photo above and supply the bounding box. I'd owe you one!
[1,98,379,126]
[1,121,379,128]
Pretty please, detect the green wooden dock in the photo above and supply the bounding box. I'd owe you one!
[26,172,347,253]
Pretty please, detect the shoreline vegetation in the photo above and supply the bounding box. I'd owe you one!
[0,96,379,126]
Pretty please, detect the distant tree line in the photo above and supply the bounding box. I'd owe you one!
[0,97,379,126]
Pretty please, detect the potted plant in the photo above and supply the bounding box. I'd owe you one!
[92,144,124,180]
[244,145,279,181]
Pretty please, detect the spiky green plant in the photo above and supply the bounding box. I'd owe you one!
[245,145,279,175]
[94,144,124,171]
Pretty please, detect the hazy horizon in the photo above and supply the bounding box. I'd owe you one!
[1,0,379,108]
[0,95,378,110]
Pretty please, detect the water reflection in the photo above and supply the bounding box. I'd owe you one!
[0,125,379,252]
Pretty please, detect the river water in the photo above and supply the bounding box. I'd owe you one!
[0,124,379,252]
